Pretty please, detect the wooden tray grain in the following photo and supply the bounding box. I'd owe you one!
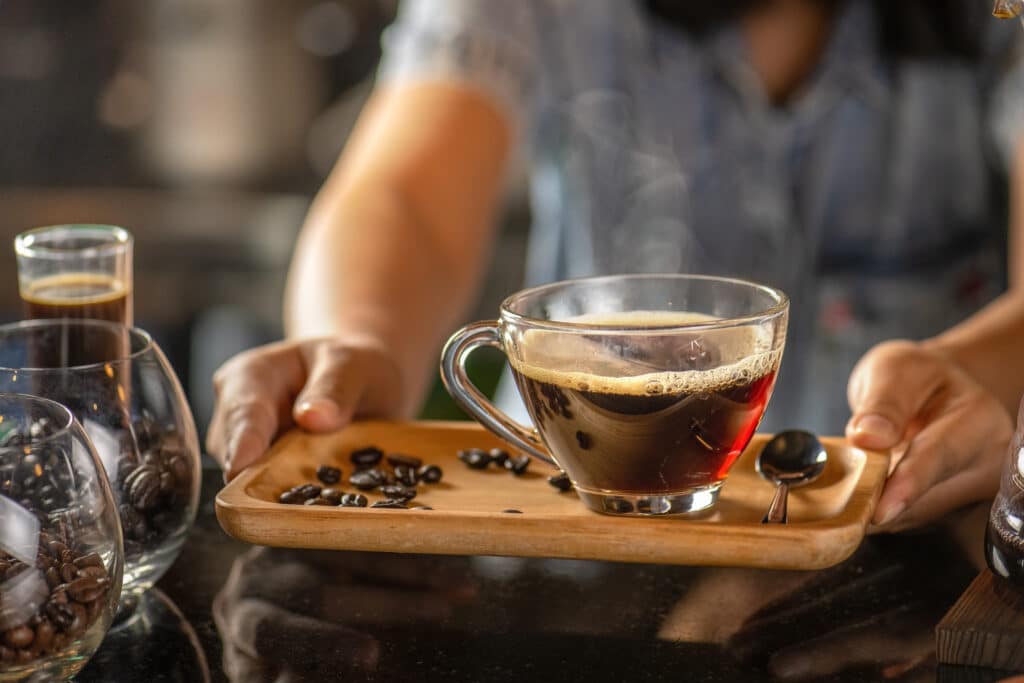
[216,420,890,570]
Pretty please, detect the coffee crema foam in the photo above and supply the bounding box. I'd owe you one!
[509,310,782,397]
[22,272,130,305]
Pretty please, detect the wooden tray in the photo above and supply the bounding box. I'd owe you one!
[216,420,890,570]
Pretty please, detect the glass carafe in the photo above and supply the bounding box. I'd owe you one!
[986,396,1024,584]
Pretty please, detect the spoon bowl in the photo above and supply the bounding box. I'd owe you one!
[756,430,828,524]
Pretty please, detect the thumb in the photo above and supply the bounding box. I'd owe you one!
[292,343,366,433]
[845,342,944,451]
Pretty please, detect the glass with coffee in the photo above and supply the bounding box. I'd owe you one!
[15,224,133,327]
[986,396,1024,584]
[442,274,789,516]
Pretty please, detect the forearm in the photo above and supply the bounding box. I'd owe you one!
[284,181,492,414]
[283,83,512,414]
[924,289,1024,414]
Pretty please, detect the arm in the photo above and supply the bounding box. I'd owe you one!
[285,81,514,413]
[845,138,1024,531]
[207,82,515,479]
[921,138,1024,413]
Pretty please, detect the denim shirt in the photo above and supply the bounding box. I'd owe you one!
[379,0,1024,433]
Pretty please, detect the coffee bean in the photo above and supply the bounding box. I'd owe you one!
[278,491,302,505]
[45,566,60,589]
[295,484,322,500]
[34,619,54,653]
[386,453,422,469]
[350,446,383,468]
[502,509,523,514]
[65,576,108,603]
[158,471,175,495]
[304,497,336,506]
[371,500,408,509]
[505,456,530,476]
[489,448,510,466]
[393,464,418,487]
[349,469,386,491]
[167,455,189,485]
[125,465,162,511]
[45,603,74,631]
[73,553,103,570]
[575,431,592,450]
[459,449,491,469]
[4,625,33,649]
[79,566,107,580]
[417,464,443,484]
[340,493,368,508]
[59,563,77,583]
[380,485,416,502]
[548,472,573,492]
[315,465,341,485]
[120,504,149,538]
[319,488,343,505]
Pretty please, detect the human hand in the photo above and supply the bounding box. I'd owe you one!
[207,338,405,481]
[845,340,1011,532]
[213,547,478,682]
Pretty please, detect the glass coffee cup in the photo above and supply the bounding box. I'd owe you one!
[15,224,133,327]
[442,274,789,516]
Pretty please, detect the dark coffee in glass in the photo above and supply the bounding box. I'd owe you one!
[442,276,789,516]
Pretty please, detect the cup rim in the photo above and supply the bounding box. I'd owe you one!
[14,224,133,260]
[0,392,76,445]
[0,319,154,372]
[499,273,789,333]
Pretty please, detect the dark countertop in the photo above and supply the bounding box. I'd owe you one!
[74,467,1013,683]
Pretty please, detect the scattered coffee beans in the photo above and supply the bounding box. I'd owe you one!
[280,444,447,509]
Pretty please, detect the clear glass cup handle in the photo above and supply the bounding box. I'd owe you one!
[440,321,558,467]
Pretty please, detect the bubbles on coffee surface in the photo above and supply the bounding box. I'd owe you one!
[511,310,780,400]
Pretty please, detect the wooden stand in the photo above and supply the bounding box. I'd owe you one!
[937,570,1024,672]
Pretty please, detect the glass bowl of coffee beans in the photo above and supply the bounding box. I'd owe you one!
[0,393,124,682]
[0,320,200,608]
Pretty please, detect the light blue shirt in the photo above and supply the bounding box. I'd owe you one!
[380,0,1024,433]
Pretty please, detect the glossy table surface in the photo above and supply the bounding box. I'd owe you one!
[74,466,1014,683]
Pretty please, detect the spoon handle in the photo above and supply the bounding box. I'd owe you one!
[762,482,789,524]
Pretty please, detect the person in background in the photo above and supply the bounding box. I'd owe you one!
[206,0,1024,532]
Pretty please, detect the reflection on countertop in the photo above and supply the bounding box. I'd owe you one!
[73,466,1011,683]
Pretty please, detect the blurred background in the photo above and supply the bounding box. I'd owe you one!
[0,0,527,434]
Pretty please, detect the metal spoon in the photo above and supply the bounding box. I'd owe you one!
[755,430,828,524]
